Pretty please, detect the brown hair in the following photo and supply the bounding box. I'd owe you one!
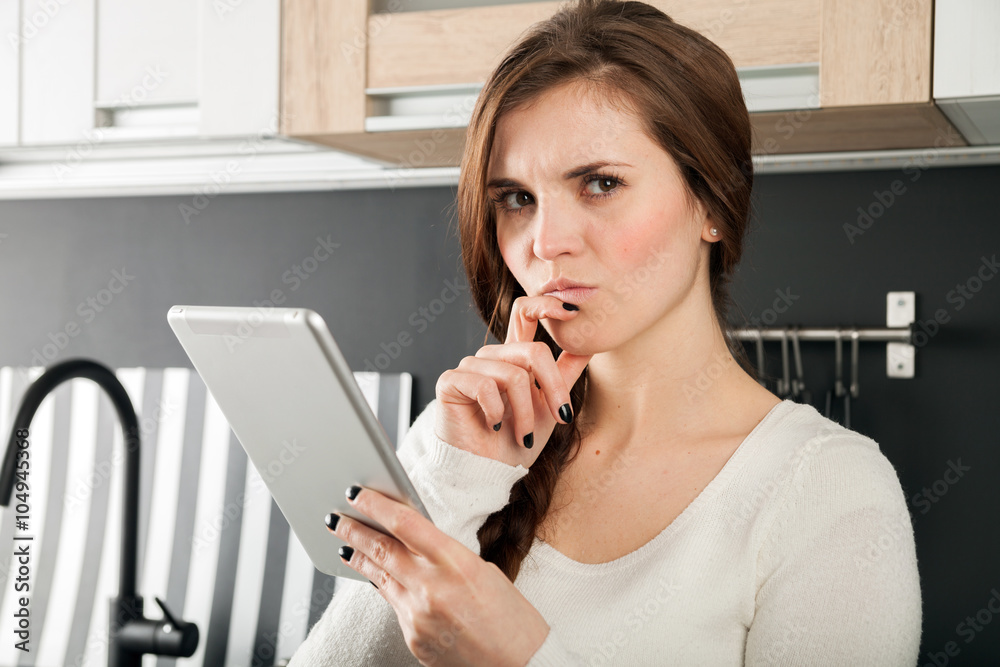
[455,0,758,581]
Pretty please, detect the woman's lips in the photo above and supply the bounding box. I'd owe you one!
[543,287,597,304]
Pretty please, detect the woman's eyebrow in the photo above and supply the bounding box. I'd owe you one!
[486,161,633,190]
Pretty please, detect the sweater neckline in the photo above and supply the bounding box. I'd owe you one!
[529,398,797,575]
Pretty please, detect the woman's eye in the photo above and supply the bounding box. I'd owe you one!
[506,191,533,208]
[585,176,620,195]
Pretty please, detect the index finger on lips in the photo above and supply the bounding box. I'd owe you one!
[504,296,579,345]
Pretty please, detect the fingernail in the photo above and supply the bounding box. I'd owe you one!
[523,432,534,449]
[339,546,354,562]
[493,421,502,431]
[324,513,340,531]
[559,403,573,424]
[562,302,579,311]
[346,485,362,501]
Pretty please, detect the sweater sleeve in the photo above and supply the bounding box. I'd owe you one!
[286,398,531,667]
[746,430,923,666]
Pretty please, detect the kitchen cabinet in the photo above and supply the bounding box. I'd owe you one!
[0,2,18,146]
[18,0,96,146]
[933,0,1000,145]
[280,0,966,167]
[1,0,281,147]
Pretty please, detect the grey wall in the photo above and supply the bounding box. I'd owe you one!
[1,163,999,664]
[0,186,490,411]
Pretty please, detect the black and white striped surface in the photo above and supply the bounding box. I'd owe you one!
[0,366,412,667]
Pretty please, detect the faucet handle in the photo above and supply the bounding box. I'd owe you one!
[154,596,181,627]
[151,596,199,657]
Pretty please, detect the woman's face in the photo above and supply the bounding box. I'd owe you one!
[488,79,716,356]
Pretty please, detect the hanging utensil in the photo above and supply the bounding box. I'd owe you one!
[850,328,860,399]
[754,327,767,389]
[778,328,791,398]
[825,329,845,425]
[843,328,860,429]
[790,325,812,406]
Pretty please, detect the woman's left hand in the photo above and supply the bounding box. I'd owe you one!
[327,484,550,666]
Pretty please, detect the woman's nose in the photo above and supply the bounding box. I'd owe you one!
[531,200,583,260]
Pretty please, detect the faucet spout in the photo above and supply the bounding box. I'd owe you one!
[1,358,198,666]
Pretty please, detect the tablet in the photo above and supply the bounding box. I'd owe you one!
[167,304,430,582]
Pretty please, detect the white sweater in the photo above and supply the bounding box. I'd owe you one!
[287,397,922,666]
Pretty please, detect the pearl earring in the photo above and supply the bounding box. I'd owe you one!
[710,227,718,236]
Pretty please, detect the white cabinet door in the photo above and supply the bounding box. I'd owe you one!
[20,0,96,145]
[934,0,1000,145]
[199,0,281,138]
[96,0,199,107]
[95,0,200,140]
[934,0,1000,98]
[0,2,20,146]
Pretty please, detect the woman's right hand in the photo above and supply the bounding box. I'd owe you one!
[434,295,593,468]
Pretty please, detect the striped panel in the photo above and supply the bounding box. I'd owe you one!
[0,367,412,666]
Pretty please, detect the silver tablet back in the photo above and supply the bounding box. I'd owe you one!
[167,305,428,581]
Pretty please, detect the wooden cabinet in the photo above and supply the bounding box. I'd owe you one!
[280,0,966,168]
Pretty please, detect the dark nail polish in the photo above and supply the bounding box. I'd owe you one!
[523,432,533,449]
[369,580,379,589]
[559,403,574,424]
[493,421,502,431]
[534,378,541,389]
[346,485,362,501]
[562,302,579,311]
[324,513,340,531]
[339,545,354,562]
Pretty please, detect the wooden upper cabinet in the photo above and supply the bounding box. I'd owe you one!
[280,0,965,167]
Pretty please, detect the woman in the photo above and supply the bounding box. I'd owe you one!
[288,1,922,664]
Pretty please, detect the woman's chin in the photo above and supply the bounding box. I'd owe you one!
[545,321,609,357]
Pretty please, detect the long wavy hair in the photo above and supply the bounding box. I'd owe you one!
[455,0,758,581]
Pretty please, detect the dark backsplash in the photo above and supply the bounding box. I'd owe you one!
[1,163,998,664]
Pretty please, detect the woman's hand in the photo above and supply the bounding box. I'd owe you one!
[434,295,593,468]
[328,484,551,666]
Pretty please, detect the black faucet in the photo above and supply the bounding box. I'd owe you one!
[0,358,198,666]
